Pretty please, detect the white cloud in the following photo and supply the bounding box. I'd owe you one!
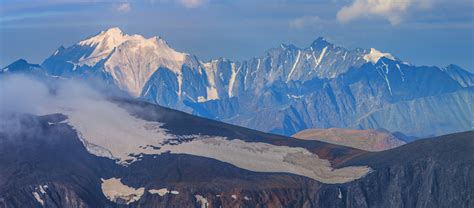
[289,16,324,29]
[337,0,433,25]
[116,2,131,13]
[178,0,208,8]
[138,0,209,9]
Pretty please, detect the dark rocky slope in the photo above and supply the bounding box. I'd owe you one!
[324,131,474,208]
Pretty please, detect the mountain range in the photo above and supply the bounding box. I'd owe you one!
[2,27,473,138]
[0,27,473,207]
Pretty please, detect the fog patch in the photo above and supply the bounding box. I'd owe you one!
[0,75,50,115]
[0,74,125,135]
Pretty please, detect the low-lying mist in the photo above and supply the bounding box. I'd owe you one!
[0,74,128,133]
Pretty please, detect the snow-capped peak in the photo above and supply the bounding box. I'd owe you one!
[363,48,395,64]
[76,27,140,66]
[97,30,188,97]
[76,27,186,68]
[78,27,127,48]
[152,36,171,47]
[45,27,191,98]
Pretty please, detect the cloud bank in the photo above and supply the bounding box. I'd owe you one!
[177,0,208,8]
[116,2,132,13]
[337,0,432,25]
[289,16,325,29]
[0,74,105,136]
[0,74,125,116]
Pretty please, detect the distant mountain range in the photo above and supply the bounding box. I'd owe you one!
[2,27,473,137]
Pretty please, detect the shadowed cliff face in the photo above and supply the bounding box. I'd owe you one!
[0,99,472,207]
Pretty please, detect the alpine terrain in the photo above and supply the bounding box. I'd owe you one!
[4,27,466,138]
[0,75,472,207]
[2,0,474,203]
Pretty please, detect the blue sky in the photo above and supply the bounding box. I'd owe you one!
[1,0,473,71]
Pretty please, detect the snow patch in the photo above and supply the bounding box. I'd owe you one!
[228,63,239,97]
[149,188,169,196]
[32,192,44,206]
[197,96,207,103]
[313,46,327,68]
[396,64,405,82]
[377,61,393,96]
[148,188,179,196]
[39,185,47,194]
[195,194,209,208]
[159,137,371,184]
[32,184,49,206]
[101,178,144,205]
[288,94,304,99]
[202,62,220,101]
[286,50,301,83]
[177,73,183,97]
[206,87,219,101]
[170,190,179,195]
[256,58,261,72]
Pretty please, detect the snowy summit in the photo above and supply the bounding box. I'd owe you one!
[363,48,395,64]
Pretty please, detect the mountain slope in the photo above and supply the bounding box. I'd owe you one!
[1,59,44,75]
[13,27,471,138]
[0,99,472,207]
[355,87,473,137]
[336,131,474,208]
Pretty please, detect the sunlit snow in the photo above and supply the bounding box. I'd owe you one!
[74,27,188,96]
[148,188,179,196]
[101,178,145,204]
[195,195,209,208]
[363,48,395,64]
